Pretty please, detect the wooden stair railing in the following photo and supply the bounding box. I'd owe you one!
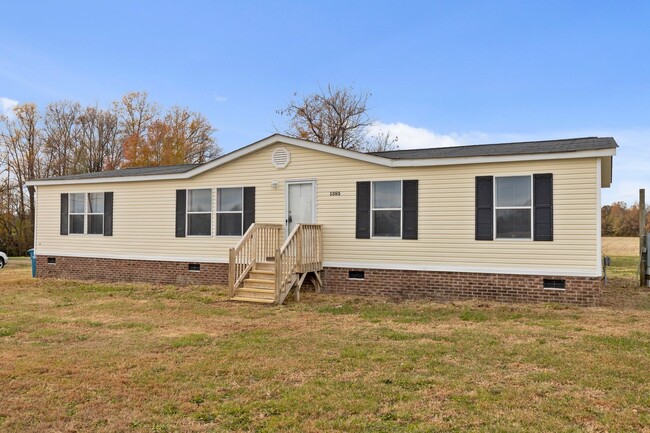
[228,223,283,297]
[229,223,323,304]
[275,224,323,305]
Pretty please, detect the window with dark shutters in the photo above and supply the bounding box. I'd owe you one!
[533,174,553,241]
[356,181,371,239]
[402,180,418,240]
[475,176,494,240]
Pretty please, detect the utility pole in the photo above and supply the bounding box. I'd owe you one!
[640,189,647,287]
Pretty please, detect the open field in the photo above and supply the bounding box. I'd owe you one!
[602,236,639,257]
[1,258,649,432]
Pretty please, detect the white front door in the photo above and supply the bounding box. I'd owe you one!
[286,181,315,234]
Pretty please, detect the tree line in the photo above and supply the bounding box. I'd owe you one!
[0,92,220,255]
[602,202,650,237]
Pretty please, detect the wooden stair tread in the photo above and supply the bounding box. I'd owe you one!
[250,270,275,275]
[237,287,274,294]
[245,278,275,284]
[230,296,274,304]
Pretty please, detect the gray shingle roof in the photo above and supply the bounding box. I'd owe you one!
[32,136,617,182]
[41,164,200,181]
[369,137,618,159]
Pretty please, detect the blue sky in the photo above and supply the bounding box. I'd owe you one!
[1,0,648,204]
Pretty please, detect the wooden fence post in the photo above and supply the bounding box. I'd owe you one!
[640,189,646,287]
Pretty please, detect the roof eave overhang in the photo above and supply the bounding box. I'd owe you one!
[26,134,617,186]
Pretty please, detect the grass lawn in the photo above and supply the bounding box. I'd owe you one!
[1,258,650,432]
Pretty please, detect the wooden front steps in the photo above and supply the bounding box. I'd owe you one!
[230,262,276,303]
[228,223,323,305]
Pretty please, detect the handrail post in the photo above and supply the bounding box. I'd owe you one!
[297,225,303,273]
[274,249,281,303]
[318,225,323,266]
[228,248,235,297]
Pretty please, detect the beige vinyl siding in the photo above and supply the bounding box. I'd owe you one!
[35,142,600,276]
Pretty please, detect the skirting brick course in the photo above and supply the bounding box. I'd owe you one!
[321,267,602,306]
[36,256,602,305]
[36,256,228,286]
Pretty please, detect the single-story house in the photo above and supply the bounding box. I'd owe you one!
[27,134,617,305]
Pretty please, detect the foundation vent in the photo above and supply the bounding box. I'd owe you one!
[543,278,565,290]
[348,270,365,280]
[272,147,291,169]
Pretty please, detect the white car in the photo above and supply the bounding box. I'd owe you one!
[0,251,7,269]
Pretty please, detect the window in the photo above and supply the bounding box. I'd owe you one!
[495,176,532,239]
[217,187,243,236]
[372,181,401,237]
[69,193,85,234]
[187,189,212,236]
[87,193,104,234]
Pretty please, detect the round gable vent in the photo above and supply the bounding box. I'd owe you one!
[272,147,291,169]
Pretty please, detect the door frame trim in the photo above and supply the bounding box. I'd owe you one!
[285,179,317,236]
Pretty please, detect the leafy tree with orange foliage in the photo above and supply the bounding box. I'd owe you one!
[117,92,219,168]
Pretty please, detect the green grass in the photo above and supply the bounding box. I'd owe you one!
[0,256,649,432]
[607,255,640,279]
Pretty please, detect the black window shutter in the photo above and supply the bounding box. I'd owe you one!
[60,193,69,235]
[356,181,371,239]
[243,187,255,233]
[475,176,493,240]
[402,180,418,239]
[534,173,553,241]
[175,190,186,237]
[104,192,113,236]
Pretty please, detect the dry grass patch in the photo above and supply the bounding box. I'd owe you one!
[1,257,650,432]
[603,236,639,256]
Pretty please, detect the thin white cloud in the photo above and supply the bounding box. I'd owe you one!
[214,95,227,103]
[0,97,18,119]
[368,121,522,149]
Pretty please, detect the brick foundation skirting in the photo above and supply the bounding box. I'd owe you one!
[36,256,229,286]
[36,256,602,305]
[321,267,602,306]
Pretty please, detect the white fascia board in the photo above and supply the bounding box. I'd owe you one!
[389,148,616,167]
[26,133,617,186]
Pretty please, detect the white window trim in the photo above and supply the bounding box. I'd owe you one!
[216,187,244,237]
[493,175,534,241]
[186,188,213,237]
[68,193,86,235]
[86,192,105,236]
[370,180,403,239]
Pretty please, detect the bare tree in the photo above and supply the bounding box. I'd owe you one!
[278,84,373,151]
[0,103,44,231]
[43,101,81,176]
[77,106,120,172]
[364,130,399,153]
